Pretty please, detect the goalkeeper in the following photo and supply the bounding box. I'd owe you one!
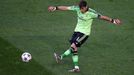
[48,0,121,72]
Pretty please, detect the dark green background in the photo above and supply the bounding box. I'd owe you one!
[0,0,134,75]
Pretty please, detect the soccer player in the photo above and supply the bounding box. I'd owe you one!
[48,0,121,72]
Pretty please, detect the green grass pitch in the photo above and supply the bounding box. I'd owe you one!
[0,0,134,75]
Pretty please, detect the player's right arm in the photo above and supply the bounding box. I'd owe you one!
[48,6,78,12]
[89,8,121,25]
[48,6,70,12]
[98,15,121,25]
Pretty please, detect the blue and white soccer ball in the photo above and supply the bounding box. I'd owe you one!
[21,52,32,62]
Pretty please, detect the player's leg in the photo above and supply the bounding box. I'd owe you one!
[60,48,72,59]
[60,32,78,59]
[54,32,77,63]
[54,47,73,63]
[54,47,76,63]
[54,32,88,72]
[68,43,80,72]
[69,32,89,72]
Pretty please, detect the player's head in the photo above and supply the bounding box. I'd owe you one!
[79,0,89,13]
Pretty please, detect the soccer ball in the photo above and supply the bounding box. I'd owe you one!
[21,52,32,62]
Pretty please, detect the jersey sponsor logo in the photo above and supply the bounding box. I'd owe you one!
[78,16,91,21]
[78,16,86,21]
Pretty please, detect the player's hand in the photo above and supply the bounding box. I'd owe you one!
[48,6,56,12]
[112,19,121,25]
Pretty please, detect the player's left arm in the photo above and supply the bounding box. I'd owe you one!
[98,15,121,25]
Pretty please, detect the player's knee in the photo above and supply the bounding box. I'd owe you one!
[70,47,78,55]
[70,43,78,55]
[71,43,77,49]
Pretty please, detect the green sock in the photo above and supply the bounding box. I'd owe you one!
[61,48,72,59]
[72,55,79,67]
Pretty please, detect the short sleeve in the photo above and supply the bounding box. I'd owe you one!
[90,12,99,18]
[67,6,79,11]
[89,8,101,18]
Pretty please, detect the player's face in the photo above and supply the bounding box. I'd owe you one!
[80,6,88,13]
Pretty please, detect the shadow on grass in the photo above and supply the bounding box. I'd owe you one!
[0,37,54,75]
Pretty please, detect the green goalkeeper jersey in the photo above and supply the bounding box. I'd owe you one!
[68,6,99,35]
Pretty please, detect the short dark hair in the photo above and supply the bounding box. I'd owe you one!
[79,0,87,9]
